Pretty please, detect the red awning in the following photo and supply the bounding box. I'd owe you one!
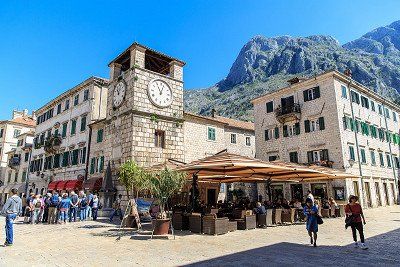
[47,181,60,191]
[83,178,103,191]
[56,181,68,191]
[65,180,83,191]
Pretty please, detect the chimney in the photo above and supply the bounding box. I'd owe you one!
[211,108,216,118]
[344,68,352,78]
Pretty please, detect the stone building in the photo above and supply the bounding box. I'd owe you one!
[29,77,108,193]
[251,70,399,207]
[0,110,36,189]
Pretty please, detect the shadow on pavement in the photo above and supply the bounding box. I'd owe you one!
[183,228,400,267]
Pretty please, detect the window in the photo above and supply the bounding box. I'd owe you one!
[385,108,390,119]
[350,91,360,104]
[14,171,18,182]
[268,155,278,162]
[386,154,392,168]
[84,89,89,101]
[62,122,68,138]
[341,85,347,99]
[360,122,370,136]
[304,117,324,133]
[53,154,60,168]
[0,129,3,138]
[379,152,384,167]
[98,156,105,172]
[266,101,274,113]
[80,115,87,132]
[370,150,376,166]
[90,158,95,174]
[360,96,369,109]
[7,172,11,183]
[71,149,79,165]
[80,147,86,164]
[230,133,237,144]
[245,136,251,146]
[13,129,21,138]
[360,148,366,164]
[65,99,70,110]
[24,152,29,162]
[62,151,69,167]
[370,101,375,111]
[154,130,165,148]
[274,127,279,139]
[395,157,400,169]
[393,112,397,122]
[207,127,216,141]
[370,125,377,138]
[289,151,298,163]
[349,146,355,161]
[22,171,26,183]
[303,86,320,102]
[71,119,77,135]
[57,104,62,114]
[74,94,79,106]
[378,104,383,115]
[97,129,104,143]
[283,123,300,137]
[264,129,272,141]
[307,149,329,163]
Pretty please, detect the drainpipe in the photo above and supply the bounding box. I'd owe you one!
[382,102,399,204]
[346,79,365,206]
[24,147,33,196]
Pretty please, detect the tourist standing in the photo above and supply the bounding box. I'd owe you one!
[303,198,318,247]
[69,191,79,222]
[48,191,60,224]
[31,194,43,224]
[79,192,88,221]
[86,191,94,220]
[345,195,368,249]
[1,188,22,246]
[306,190,314,203]
[91,195,100,221]
[109,194,123,222]
[24,192,34,223]
[58,193,72,223]
[42,193,52,223]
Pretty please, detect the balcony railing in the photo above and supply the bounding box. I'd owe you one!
[8,156,20,168]
[308,160,334,168]
[274,104,301,123]
[44,134,62,154]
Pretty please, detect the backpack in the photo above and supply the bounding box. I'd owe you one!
[51,195,60,207]
[80,197,87,208]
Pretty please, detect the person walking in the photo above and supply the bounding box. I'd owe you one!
[345,195,368,249]
[86,191,94,220]
[306,190,314,203]
[58,193,71,224]
[24,192,34,223]
[90,195,101,221]
[303,198,318,247]
[78,192,88,221]
[31,194,43,224]
[42,193,52,223]
[48,191,60,224]
[109,194,123,222]
[69,191,79,222]
[1,188,22,246]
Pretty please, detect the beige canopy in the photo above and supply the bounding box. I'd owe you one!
[177,152,356,183]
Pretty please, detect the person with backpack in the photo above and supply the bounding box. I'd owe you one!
[79,192,88,221]
[86,191,94,220]
[69,191,79,222]
[303,198,319,247]
[31,194,43,224]
[48,191,60,224]
[1,188,22,246]
[58,193,72,223]
[90,194,101,221]
[42,193,52,223]
[345,195,368,249]
[24,192,34,223]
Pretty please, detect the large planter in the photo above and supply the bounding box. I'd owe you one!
[152,219,170,235]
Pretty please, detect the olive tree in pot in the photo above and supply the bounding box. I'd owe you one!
[118,160,148,199]
[149,167,186,235]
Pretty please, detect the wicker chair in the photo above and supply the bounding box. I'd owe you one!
[227,220,237,232]
[281,208,296,224]
[273,209,282,225]
[172,212,189,231]
[236,214,256,230]
[189,213,202,233]
[256,214,267,228]
[266,209,274,226]
[202,215,228,235]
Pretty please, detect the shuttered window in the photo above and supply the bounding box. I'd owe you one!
[349,146,355,161]
[80,115,87,132]
[289,152,298,163]
[266,101,274,113]
[97,129,104,143]
[274,127,279,139]
[360,148,366,164]
[370,150,376,166]
[304,120,310,133]
[72,149,79,165]
[318,117,325,130]
[303,86,320,102]
[71,119,77,135]
[62,122,68,138]
[341,85,347,98]
[62,151,69,167]
[283,125,288,137]
[90,158,95,174]
[207,127,216,141]
[99,156,105,172]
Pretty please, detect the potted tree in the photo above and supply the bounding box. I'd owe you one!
[149,167,186,235]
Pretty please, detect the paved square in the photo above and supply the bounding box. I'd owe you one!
[1,206,399,266]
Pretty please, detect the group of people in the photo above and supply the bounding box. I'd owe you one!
[22,190,101,224]
[303,192,367,249]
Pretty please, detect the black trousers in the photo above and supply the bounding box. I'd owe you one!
[350,222,365,243]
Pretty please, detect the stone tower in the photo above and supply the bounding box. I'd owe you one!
[103,43,185,192]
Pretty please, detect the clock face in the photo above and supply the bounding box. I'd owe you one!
[148,79,173,108]
[113,81,126,108]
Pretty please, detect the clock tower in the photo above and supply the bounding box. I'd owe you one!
[103,43,185,185]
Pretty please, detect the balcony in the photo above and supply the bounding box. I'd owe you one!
[8,156,20,168]
[308,160,334,168]
[274,104,301,123]
[44,134,62,154]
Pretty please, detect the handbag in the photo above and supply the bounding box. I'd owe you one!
[345,205,355,229]
[316,214,324,225]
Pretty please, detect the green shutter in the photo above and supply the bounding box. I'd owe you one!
[318,117,325,130]
[97,129,103,143]
[295,122,300,135]
[62,123,67,138]
[80,116,86,131]
[274,127,279,139]
[90,158,95,174]
[71,120,76,135]
[265,130,270,141]
[304,120,310,133]
[99,156,104,172]
[283,125,288,137]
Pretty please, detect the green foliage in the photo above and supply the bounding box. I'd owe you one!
[118,160,149,198]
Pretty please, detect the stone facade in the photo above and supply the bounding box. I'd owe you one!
[252,70,399,207]
[29,77,108,191]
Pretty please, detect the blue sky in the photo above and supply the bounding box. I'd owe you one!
[0,0,399,119]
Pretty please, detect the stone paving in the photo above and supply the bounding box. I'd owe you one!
[0,205,400,266]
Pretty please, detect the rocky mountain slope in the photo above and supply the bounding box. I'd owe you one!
[184,20,400,121]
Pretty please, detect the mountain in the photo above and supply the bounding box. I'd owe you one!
[184,20,400,121]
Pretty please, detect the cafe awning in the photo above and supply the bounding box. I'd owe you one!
[65,180,83,191]
[177,152,356,183]
[56,181,68,191]
[48,181,60,191]
[83,177,103,191]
